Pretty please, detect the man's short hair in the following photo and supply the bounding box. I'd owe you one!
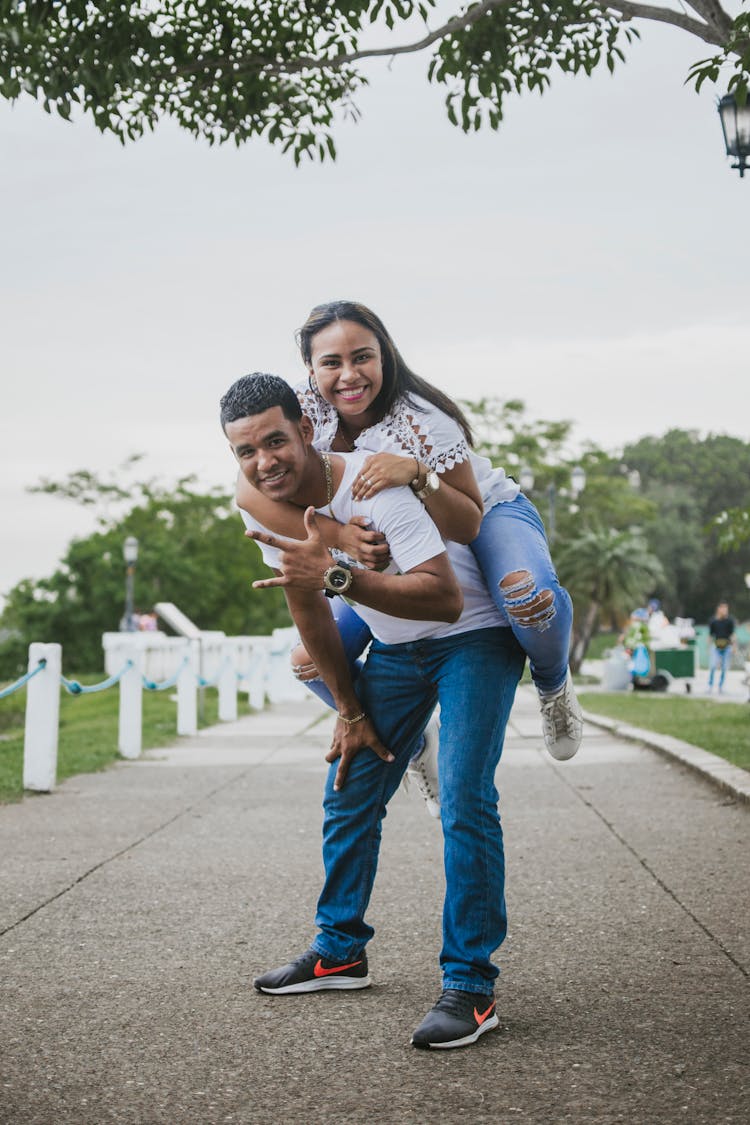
[220,372,302,431]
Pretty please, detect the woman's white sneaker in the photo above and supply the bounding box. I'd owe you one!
[539,671,583,761]
[403,714,441,818]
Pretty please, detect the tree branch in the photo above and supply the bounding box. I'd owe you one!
[606,2,730,46]
[176,0,516,78]
[175,0,738,82]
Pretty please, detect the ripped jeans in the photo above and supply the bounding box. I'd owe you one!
[295,492,572,705]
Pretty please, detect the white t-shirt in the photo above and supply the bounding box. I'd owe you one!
[297,386,520,511]
[240,452,508,645]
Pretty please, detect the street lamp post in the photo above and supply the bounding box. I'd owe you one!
[519,467,585,544]
[718,93,750,178]
[120,536,139,632]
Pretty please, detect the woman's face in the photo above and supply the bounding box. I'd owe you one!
[308,319,384,427]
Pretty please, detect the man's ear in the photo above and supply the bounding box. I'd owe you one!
[227,439,240,464]
[299,414,315,446]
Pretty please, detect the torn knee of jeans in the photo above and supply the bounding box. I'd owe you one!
[290,645,321,682]
[499,569,556,631]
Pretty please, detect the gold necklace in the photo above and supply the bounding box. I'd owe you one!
[336,423,356,452]
[320,452,334,516]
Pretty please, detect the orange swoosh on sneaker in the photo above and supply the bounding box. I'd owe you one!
[313,958,362,978]
[474,1001,496,1026]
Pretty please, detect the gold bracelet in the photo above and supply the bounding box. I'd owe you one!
[337,710,366,726]
[409,457,426,493]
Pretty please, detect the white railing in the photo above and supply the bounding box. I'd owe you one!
[13,627,309,793]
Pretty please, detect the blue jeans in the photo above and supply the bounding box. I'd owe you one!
[708,644,731,689]
[311,626,525,994]
[300,493,571,705]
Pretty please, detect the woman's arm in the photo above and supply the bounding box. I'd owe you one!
[235,472,390,567]
[350,454,483,544]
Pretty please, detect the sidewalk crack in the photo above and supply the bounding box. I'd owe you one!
[555,767,749,981]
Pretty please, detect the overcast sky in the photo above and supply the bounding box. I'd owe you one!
[1,14,748,608]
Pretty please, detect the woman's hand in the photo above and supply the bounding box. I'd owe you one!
[337,517,391,570]
[351,453,421,500]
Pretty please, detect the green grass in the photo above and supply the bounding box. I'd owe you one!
[582,632,620,660]
[579,692,750,772]
[0,675,254,804]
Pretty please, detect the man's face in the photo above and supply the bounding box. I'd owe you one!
[225,406,313,503]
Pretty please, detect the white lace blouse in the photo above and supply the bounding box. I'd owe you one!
[297,385,519,511]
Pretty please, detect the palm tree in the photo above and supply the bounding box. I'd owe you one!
[556,527,665,672]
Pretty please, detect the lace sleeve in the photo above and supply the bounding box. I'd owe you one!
[368,395,470,474]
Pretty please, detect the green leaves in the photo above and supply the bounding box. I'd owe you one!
[0,1,745,159]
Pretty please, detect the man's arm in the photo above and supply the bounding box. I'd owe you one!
[237,471,390,570]
[283,584,394,790]
[247,508,463,623]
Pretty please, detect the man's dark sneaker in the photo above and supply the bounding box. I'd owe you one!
[411,989,498,1050]
[253,947,370,995]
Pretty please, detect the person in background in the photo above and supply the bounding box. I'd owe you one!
[707,601,736,694]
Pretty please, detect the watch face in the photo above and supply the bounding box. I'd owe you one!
[324,565,352,593]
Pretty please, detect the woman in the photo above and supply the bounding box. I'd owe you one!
[237,300,582,765]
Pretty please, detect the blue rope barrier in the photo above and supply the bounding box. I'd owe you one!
[61,661,133,696]
[142,656,190,692]
[0,658,48,700]
[197,658,233,689]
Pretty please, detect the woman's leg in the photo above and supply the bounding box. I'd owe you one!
[290,598,372,710]
[469,494,581,761]
[470,494,571,694]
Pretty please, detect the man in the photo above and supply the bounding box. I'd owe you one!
[707,601,736,694]
[221,372,525,1050]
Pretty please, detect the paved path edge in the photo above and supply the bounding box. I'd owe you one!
[580,708,750,805]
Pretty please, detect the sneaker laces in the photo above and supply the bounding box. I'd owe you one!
[431,989,491,1018]
[540,686,580,740]
[406,754,439,803]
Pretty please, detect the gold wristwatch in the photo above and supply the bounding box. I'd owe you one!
[414,470,440,500]
[323,563,353,598]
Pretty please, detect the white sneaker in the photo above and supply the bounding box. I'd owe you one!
[539,671,583,761]
[404,714,441,819]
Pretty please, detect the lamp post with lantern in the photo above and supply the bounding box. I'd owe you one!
[718,93,750,178]
[119,536,139,632]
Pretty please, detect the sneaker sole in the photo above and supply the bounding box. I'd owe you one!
[254,975,371,995]
[411,1012,499,1050]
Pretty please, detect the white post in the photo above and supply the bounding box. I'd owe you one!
[218,641,238,722]
[23,642,61,792]
[118,643,144,760]
[177,640,198,735]
[246,644,267,711]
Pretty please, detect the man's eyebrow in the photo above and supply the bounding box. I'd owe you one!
[235,429,286,454]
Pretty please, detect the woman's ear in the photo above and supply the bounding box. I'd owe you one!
[307,369,318,392]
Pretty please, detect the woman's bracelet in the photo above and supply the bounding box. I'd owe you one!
[337,710,367,726]
[409,456,426,493]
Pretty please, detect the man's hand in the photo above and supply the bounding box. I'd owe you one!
[247,507,331,590]
[337,517,391,570]
[326,714,394,791]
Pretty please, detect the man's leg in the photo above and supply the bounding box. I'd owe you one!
[434,627,524,992]
[411,627,524,1049]
[312,641,437,960]
[254,642,435,995]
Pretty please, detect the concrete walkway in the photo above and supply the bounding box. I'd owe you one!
[1,688,748,1124]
